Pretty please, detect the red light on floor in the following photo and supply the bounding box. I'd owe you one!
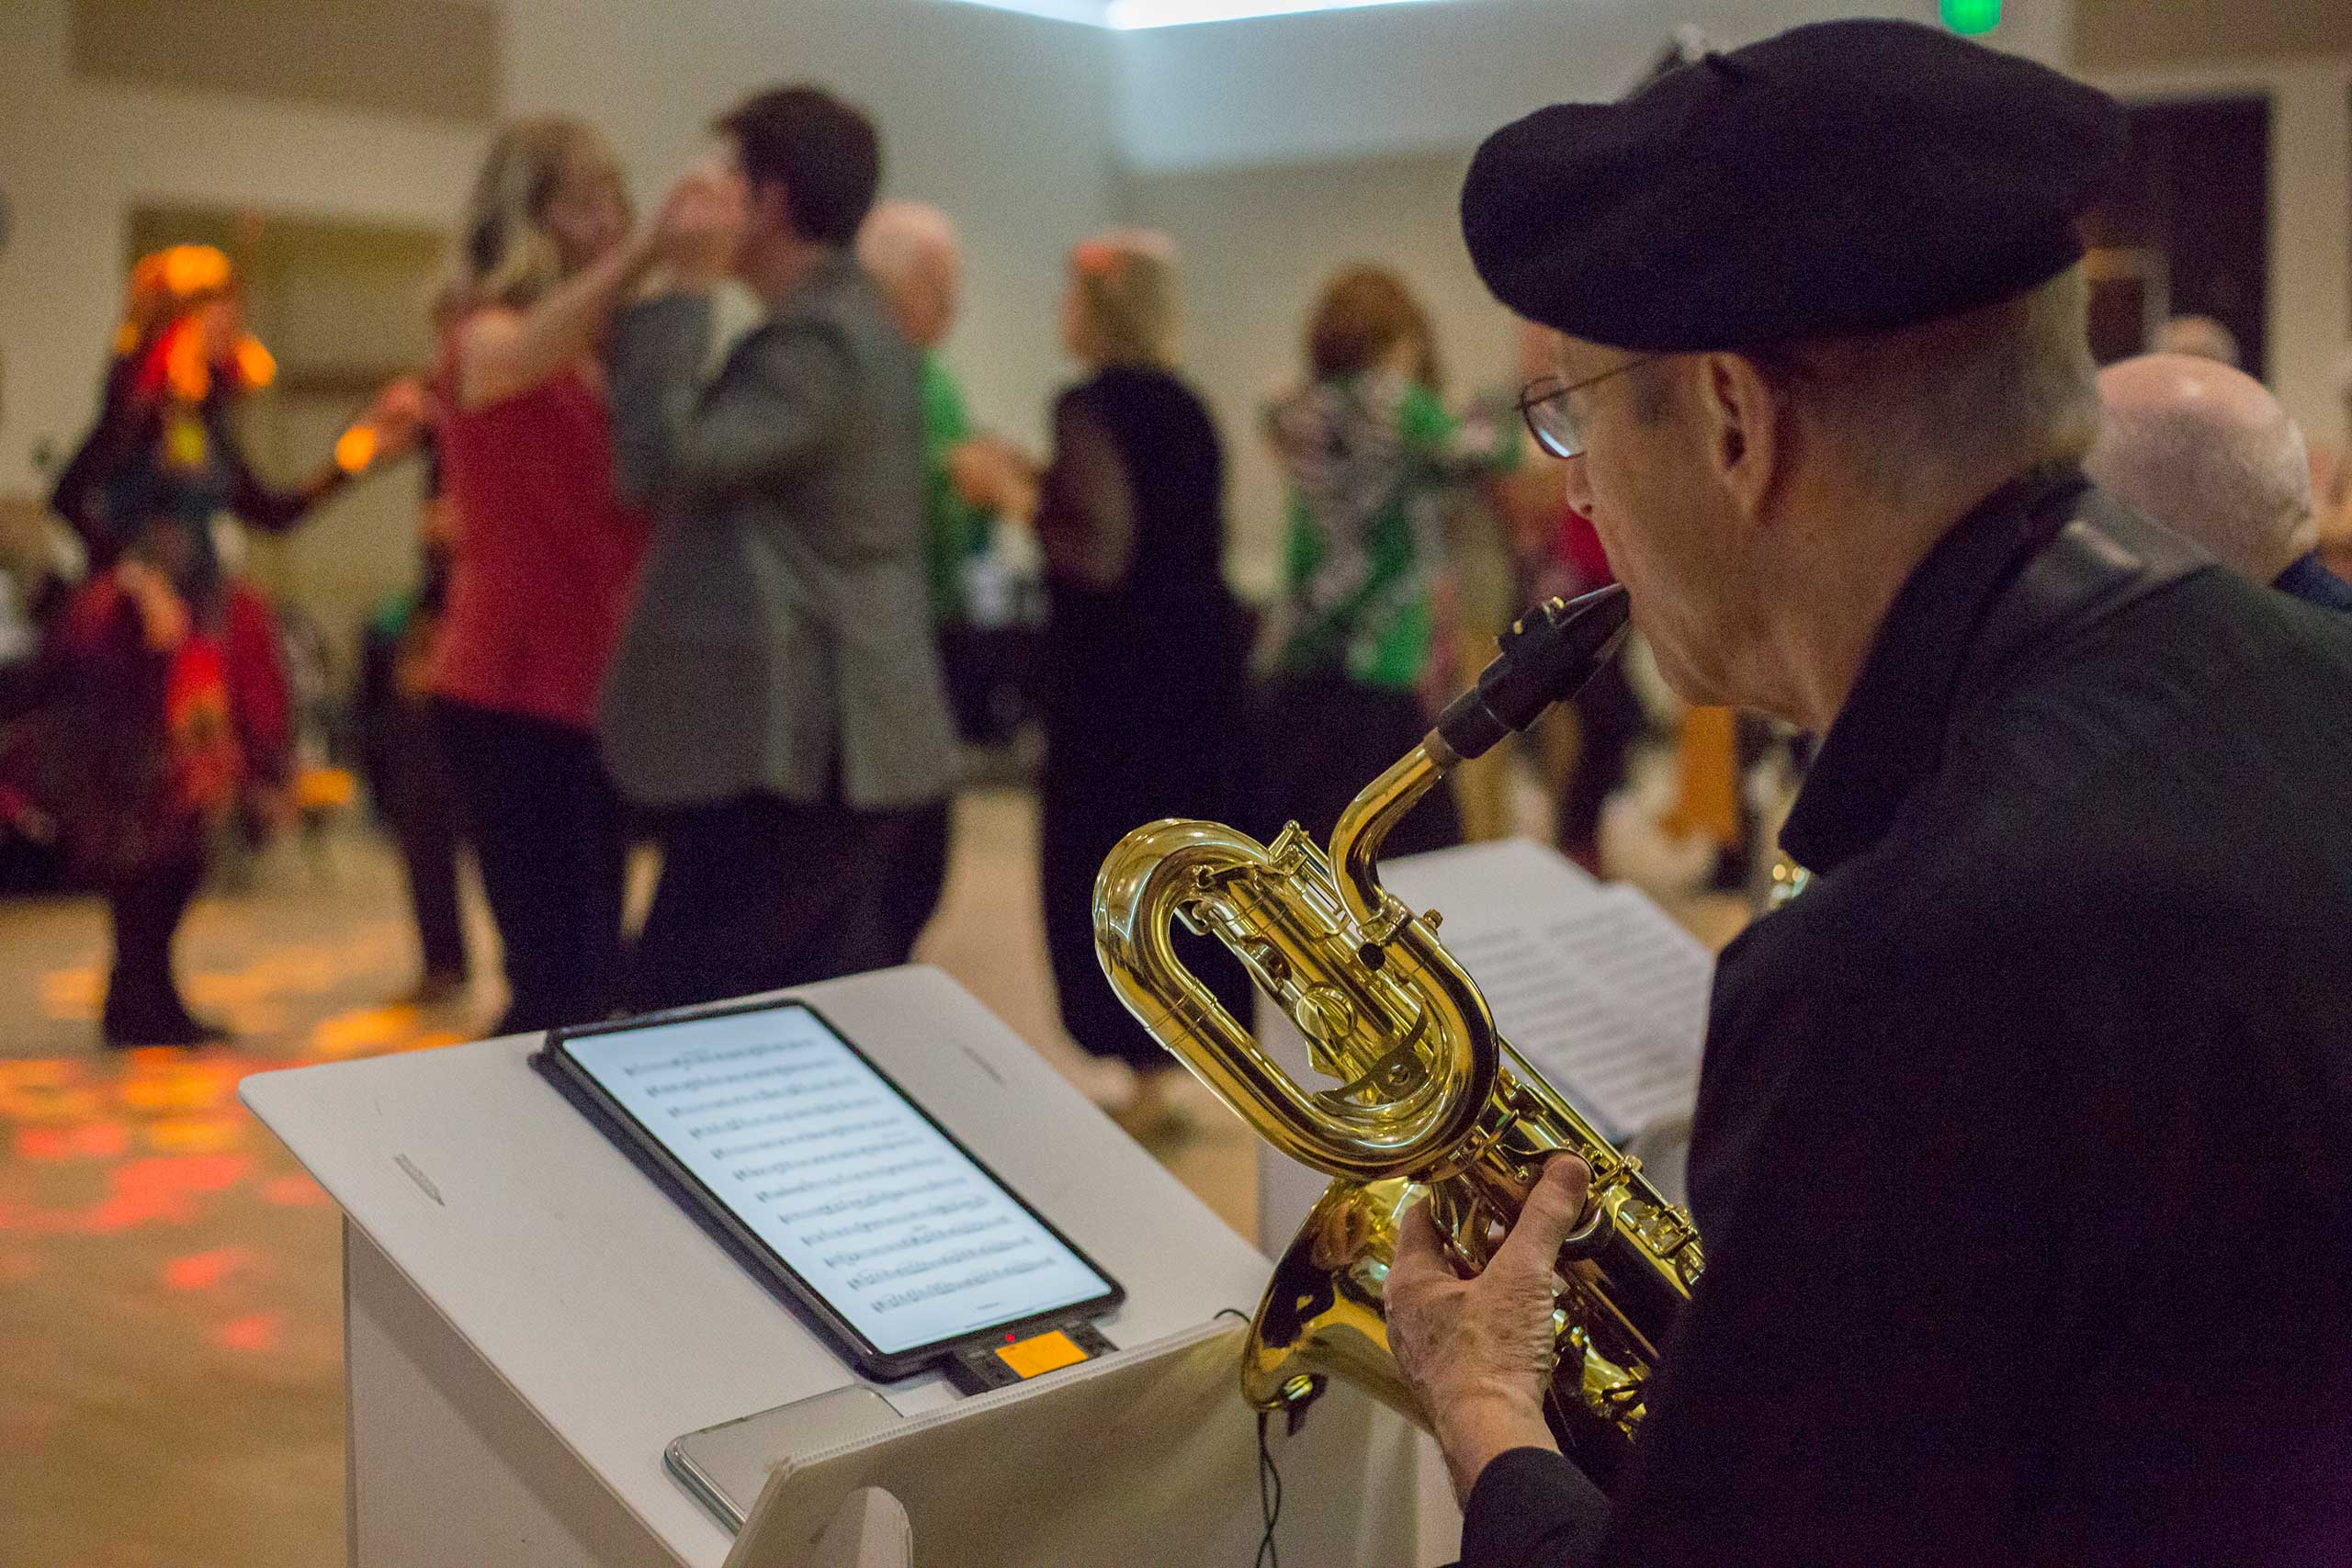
[15,1128,71,1161]
[164,1247,252,1292]
[79,1190,192,1234]
[14,1122,130,1161]
[261,1175,331,1208]
[213,1313,281,1353]
[115,1154,250,1197]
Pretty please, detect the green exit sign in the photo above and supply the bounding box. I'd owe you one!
[1940,0,2001,33]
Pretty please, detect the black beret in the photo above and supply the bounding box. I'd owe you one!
[1461,18,2127,352]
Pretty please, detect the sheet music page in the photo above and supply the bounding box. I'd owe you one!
[561,1005,1113,1354]
[1385,840,1713,1141]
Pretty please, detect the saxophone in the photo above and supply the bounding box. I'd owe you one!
[1092,586,1702,1482]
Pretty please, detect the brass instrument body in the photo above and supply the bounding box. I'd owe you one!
[1094,596,1702,1479]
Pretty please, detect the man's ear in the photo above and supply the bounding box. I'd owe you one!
[1698,353,1785,521]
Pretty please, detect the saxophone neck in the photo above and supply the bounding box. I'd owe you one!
[1328,582,1632,939]
[1329,743,1451,940]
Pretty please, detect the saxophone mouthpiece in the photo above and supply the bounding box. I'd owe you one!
[1434,584,1631,762]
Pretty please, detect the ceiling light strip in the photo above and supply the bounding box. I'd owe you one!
[1107,0,1442,28]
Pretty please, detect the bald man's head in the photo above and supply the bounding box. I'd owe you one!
[2086,353,2313,584]
[857,200,963,350]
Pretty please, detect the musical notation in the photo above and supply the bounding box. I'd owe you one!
[569,1007,1109,1355]
[1387,841,1712,1142]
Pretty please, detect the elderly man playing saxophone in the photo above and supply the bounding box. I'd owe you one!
[1384,19,2352,1567]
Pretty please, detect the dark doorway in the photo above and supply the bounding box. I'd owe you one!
[2082,96,2271,376]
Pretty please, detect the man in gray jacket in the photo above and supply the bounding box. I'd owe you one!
[605,85,956,1012]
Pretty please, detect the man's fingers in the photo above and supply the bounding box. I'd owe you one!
[1385,1196,1456,1295]
[1487,1155,1595,1286]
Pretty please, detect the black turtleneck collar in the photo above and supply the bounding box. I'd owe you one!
[1777,464,2090,874]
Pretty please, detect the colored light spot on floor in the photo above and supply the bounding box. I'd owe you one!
[0,1061,106,1126]
[261,1175,331,1208]
[212,1313,281,1353]
[308,1004,423,1059]
[145,1115,246,1156]
[16,1128,72,1162]
[0,1059,78,1092]
[14,1122,130,1161]
[77,1188,195,1234]
[119,1062,240,1113]
[164,1247,254,1292]
[119,1154,251,1197]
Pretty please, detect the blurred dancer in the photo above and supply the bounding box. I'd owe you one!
[858,200,1040,748]
[1035,231,1255,1117]
[428,118,654,1036]
[605,87,956,1010]
[357,433,469,1003]
[1261,265,1515,856]
[45,244,421,1044]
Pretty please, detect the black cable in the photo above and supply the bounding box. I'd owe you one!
[1255,1409,1283,1568]
[1216,1309,1283,1568]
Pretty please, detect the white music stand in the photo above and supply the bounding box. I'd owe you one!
[243,966,1442,1567]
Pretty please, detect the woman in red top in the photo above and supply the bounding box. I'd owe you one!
[430,118,656,1034]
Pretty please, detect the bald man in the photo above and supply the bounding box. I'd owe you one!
[855,201,1035,634]
[2087,353,2352,613]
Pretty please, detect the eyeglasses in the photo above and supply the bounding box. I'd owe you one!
[1517,355,1662,459]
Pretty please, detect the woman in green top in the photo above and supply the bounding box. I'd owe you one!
[1261,265,1516,855]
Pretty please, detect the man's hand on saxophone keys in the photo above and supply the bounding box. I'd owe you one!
[1386,1155,1594,1506]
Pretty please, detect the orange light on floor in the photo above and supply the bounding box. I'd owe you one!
[130,1153,251,1195]
[14,1128,71,1162]
[164,1247,253,1292]
[146,1116,245,1156]
[262,1175,332,1209]
[334,423,378,474]
[213,1313,282,1354]
[309,1004,423,1059]
[120,1064,237,1112]
[78,1188,195,1234]
[15,1122,129,1161]
[164,1255,215,1290]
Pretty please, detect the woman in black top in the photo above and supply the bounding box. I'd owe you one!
[1035,231,1254,1121]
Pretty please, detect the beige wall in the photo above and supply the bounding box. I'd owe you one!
[0,0,1117,498]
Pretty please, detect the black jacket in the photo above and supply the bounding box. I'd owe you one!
[1465,470,2352,1565]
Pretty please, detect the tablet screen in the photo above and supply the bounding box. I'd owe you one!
[555,1003,1117,1359]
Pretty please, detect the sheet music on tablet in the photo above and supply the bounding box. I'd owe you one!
[1385,840,1713,1142]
